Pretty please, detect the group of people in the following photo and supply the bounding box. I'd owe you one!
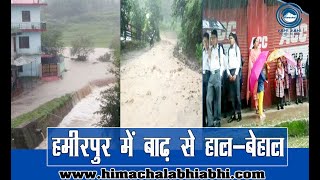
[274,56,306,110]
[202,30,242,127]
[248,39,308,120]
[203,30,309,127]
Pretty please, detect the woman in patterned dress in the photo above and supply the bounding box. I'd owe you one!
[281,57,291,106]
[295,58,304,104]
[275,58,285,110]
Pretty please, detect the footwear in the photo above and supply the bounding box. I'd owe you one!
[214,121,221,127]
[237,113,242,122]
[281,106,284,109]
[284,102,287,106]
[277,105,280,110]
[296,100,299,104]
[223,113,227,118]
[228,114,236,123]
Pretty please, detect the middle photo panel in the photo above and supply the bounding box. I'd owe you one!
[120,0,202,127]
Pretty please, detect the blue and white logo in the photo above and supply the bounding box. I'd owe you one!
[276,3,302,28]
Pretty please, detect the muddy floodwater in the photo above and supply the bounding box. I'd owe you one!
[36,85,112,149]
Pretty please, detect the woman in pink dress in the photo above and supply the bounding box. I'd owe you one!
[247,38,261,113]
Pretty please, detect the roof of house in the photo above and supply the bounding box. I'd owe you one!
[11,55,38,66]
[11,0,47,5]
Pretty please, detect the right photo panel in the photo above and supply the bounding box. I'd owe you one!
[203,0,309,147]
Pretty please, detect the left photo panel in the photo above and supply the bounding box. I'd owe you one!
[11,0,120,149]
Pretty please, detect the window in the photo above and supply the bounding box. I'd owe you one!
[18,66,23,72]
[22,11,30,22]
[19,36,29,49]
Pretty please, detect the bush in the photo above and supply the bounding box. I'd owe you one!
[275,120,309,137]
[70,35,94,61]
[41,29,65,55]
[97,53,111,62]
[195,43,203,65]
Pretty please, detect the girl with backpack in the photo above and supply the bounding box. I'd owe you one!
[226,33,242,123]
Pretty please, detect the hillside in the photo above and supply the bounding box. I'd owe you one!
[41,0,119,48]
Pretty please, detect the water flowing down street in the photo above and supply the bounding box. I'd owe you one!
[121,32,202,127]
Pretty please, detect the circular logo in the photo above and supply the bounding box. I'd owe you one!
[276,3,302,28]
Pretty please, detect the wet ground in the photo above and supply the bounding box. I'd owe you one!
[11,48,114,119]
[120,32,202,127]
[222,102,309,127]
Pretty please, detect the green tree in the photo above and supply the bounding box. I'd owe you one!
[172,0,202,57]
[95,35,120,127]
[121,0,133,42]
[131,2,146,41]
[41,29,64,55]
[145,0,163,41]
[70,35,94,61]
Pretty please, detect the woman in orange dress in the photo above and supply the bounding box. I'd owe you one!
[247,38,261,113]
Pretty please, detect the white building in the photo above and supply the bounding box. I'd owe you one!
[11,0,47,77]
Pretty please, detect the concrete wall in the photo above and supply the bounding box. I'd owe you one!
[11,78,115,149]
[11,6,41,23]
[16,32,41,55]
[18,55,41,77]
[11,100,74,149]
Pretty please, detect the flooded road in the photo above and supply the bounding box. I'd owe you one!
[11,48,114,119]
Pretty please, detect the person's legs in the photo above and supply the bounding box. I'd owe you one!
[206,74,214,127]
[258,91,265,119]
[202,72,209,127]
[222,73,229,118]
[258,91,263,115]
[228,80,236,122]
[235,75,242,121]
[284,89,287,106]
[254,94,259,114]
[300,79,304,103]
[213,73,221,127]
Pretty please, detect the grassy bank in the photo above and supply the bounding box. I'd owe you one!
[45,11,119,48]
[11,94,72,128]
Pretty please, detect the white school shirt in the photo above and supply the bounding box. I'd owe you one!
[210,44,224,77]
[202,48,210,74]
[226,44,241,76]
